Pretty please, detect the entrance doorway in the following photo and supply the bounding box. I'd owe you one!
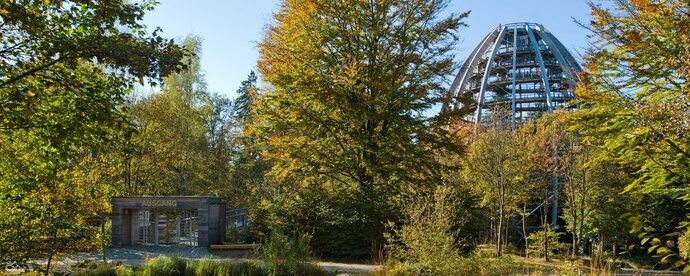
[112,196,226,247]
[136,209,198,246]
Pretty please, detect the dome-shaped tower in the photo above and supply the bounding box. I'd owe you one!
[445,22,582,126]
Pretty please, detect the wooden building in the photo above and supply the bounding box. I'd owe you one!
[111,196,226,247]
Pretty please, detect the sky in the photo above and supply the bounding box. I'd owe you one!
[142,0,593,100]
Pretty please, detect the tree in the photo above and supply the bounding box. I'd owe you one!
[129,36,235,197]
[0,61,133,270]
[229,71,267,209]
[251,0,468,257]
[0,2,183,269]
[463,112,530,257]
[0,0,185,131]
[574,0,690,199]
[233,71,258,123]
[561,141,599,259]
[559,133,630,258]
[385,185,465,275]
[569,0,690,265]
[524,115,563,261]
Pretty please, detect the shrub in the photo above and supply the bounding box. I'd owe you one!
[526,226,567,258]
[385,186,489,275]
[257,230,326,276]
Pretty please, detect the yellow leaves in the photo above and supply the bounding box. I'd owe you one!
[630,0,660,13]
[26,91,35,97]
[0,8,8,16]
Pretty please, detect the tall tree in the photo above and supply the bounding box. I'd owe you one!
[570,0,690,265]
[524,115,563,261]
[130,36,234,196]
[0,1,184,269]
[0,62,138,267]
[557,125,630,259]
[463,112,529,257]
[233,71,258,123]
[251,0,468,257]
[229,71,266,209]
[574,0,690,197]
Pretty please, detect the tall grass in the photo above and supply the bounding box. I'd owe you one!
[140,256,187,276]
[74,261,135,276]
[185,258,265,276]
[74,255,325,276]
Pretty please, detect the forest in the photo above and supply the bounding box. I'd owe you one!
[0,0,689,275]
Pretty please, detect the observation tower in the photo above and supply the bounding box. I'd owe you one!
[444,22,583,126]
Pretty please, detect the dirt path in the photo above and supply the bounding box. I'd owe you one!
[317,261,382,273]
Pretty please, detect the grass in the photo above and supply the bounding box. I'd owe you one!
[71,255,327,276]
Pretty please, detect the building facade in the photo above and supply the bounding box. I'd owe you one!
[111,196,226,247]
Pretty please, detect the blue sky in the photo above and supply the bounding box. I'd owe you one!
[143,0,592,100]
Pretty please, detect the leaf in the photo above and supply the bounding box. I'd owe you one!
[655,247,671,255]
[648,244,661,253]
[641,237,651,245]
[674,260,685,268]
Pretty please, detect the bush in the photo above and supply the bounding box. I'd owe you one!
[257,230,326,276]
[526,226,567,258]
[385,186,490,275]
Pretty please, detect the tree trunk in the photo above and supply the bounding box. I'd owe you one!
[543,203,549,261]
[571,218,578,259]
[522,204,528,258]
[490,215,494,245]
[573,235,580,259]
[497,206,503,257]
[502,216,506,250]
[544,224,549,261]
[45,253,53,276]
[101,215,107,262]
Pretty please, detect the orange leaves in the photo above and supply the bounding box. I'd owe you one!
[589,2,613,28]
[630,0,660,13]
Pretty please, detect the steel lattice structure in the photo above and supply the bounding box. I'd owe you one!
[444,22,583,126]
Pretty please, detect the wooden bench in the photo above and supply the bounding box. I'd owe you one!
[209,244,259,250]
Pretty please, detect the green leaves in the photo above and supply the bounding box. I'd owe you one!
[252,0,467,257]
[0,0,184,266]
[569,0,690,266]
